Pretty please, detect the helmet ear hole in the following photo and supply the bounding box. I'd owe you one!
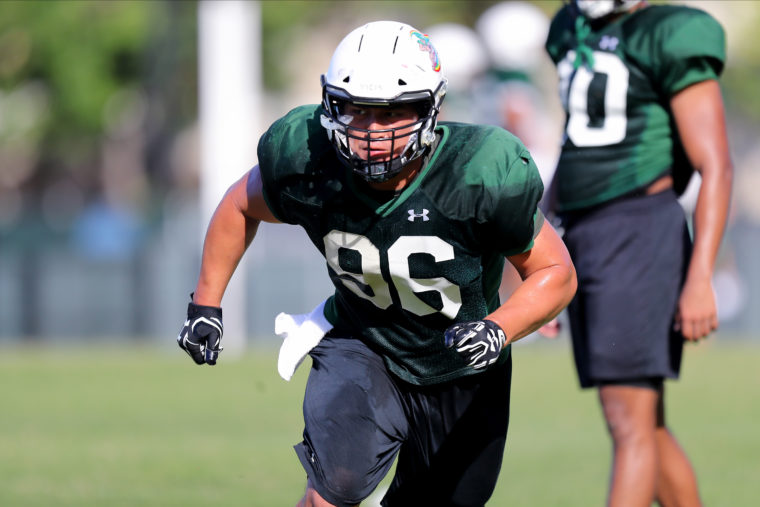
[398,79,407,86]
[342,76,350,83]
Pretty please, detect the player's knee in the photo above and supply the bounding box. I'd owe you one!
[605,408,658,450]
[600,392,655,445]
[335,468,372,504]
[302,483,359,507]
[310,469,367,507]
[605,413,635,443]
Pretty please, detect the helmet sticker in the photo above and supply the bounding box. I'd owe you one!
[410,30,441,72]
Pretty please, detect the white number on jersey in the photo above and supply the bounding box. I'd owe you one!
[558,50,629,147]
[323,230,463,319]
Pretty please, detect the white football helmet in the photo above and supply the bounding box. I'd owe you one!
[320,21,447,182]
[574,0,642,19]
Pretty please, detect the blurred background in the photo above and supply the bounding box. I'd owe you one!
[1,0,759,350]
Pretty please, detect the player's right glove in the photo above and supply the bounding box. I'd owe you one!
[444,319,506,370]
[177,299,223,365]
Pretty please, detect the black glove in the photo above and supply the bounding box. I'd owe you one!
[177,299,223,365]
[444,320,506,370]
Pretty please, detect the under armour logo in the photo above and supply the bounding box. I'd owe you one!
[599,35,619,51]
[408,209,430,222]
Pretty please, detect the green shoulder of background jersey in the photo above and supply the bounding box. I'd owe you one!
[257,104,544,385]
[546,4,725,211]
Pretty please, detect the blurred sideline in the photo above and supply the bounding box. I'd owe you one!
[1,1,759,347]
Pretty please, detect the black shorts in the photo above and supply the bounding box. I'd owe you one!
[294,334,512,507]
[562,189,691,388]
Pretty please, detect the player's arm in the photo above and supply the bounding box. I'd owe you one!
[671,79,733,340]
[444,220,575,369]
[193,165,279,307]
[177,165,279,365]
[489,220,577,343]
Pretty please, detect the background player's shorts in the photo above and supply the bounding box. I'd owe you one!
[294,334,512,507]
[561,189,691,388]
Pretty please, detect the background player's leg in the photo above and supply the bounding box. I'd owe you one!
[599,384,658,507]
[654,387,702,507]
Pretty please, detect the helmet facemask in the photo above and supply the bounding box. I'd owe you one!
[321,83,443,182]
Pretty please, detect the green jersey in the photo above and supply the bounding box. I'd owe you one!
[546,4,725,211]
[257,104,544,385]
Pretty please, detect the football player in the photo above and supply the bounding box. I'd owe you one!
[546,1,733,505]
[179,21,576,506]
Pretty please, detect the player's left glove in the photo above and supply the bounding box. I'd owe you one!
[177,299,223,365]
[444,320,506,370]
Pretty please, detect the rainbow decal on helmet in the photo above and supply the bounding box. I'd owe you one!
[410,30,441,72]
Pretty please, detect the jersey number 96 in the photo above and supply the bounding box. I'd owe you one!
[324,230,463,319]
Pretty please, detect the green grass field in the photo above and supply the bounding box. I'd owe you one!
[1,337,758,506]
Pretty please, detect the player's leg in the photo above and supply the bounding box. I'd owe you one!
[297,479,347,507]
[654,385,702,507]
[564,190,693,505]
[598,381,659,507]
[294,334,407,507]
[381,354,512,507]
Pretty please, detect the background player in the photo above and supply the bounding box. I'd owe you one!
[545,1,733,505]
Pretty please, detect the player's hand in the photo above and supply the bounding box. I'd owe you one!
[444,320,506,369]
[177,300,223,365]
[674,276,718,341]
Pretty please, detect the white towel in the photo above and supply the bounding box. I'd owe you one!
[275,299,332,381]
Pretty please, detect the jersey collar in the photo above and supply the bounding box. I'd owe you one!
[347,125,450,216]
